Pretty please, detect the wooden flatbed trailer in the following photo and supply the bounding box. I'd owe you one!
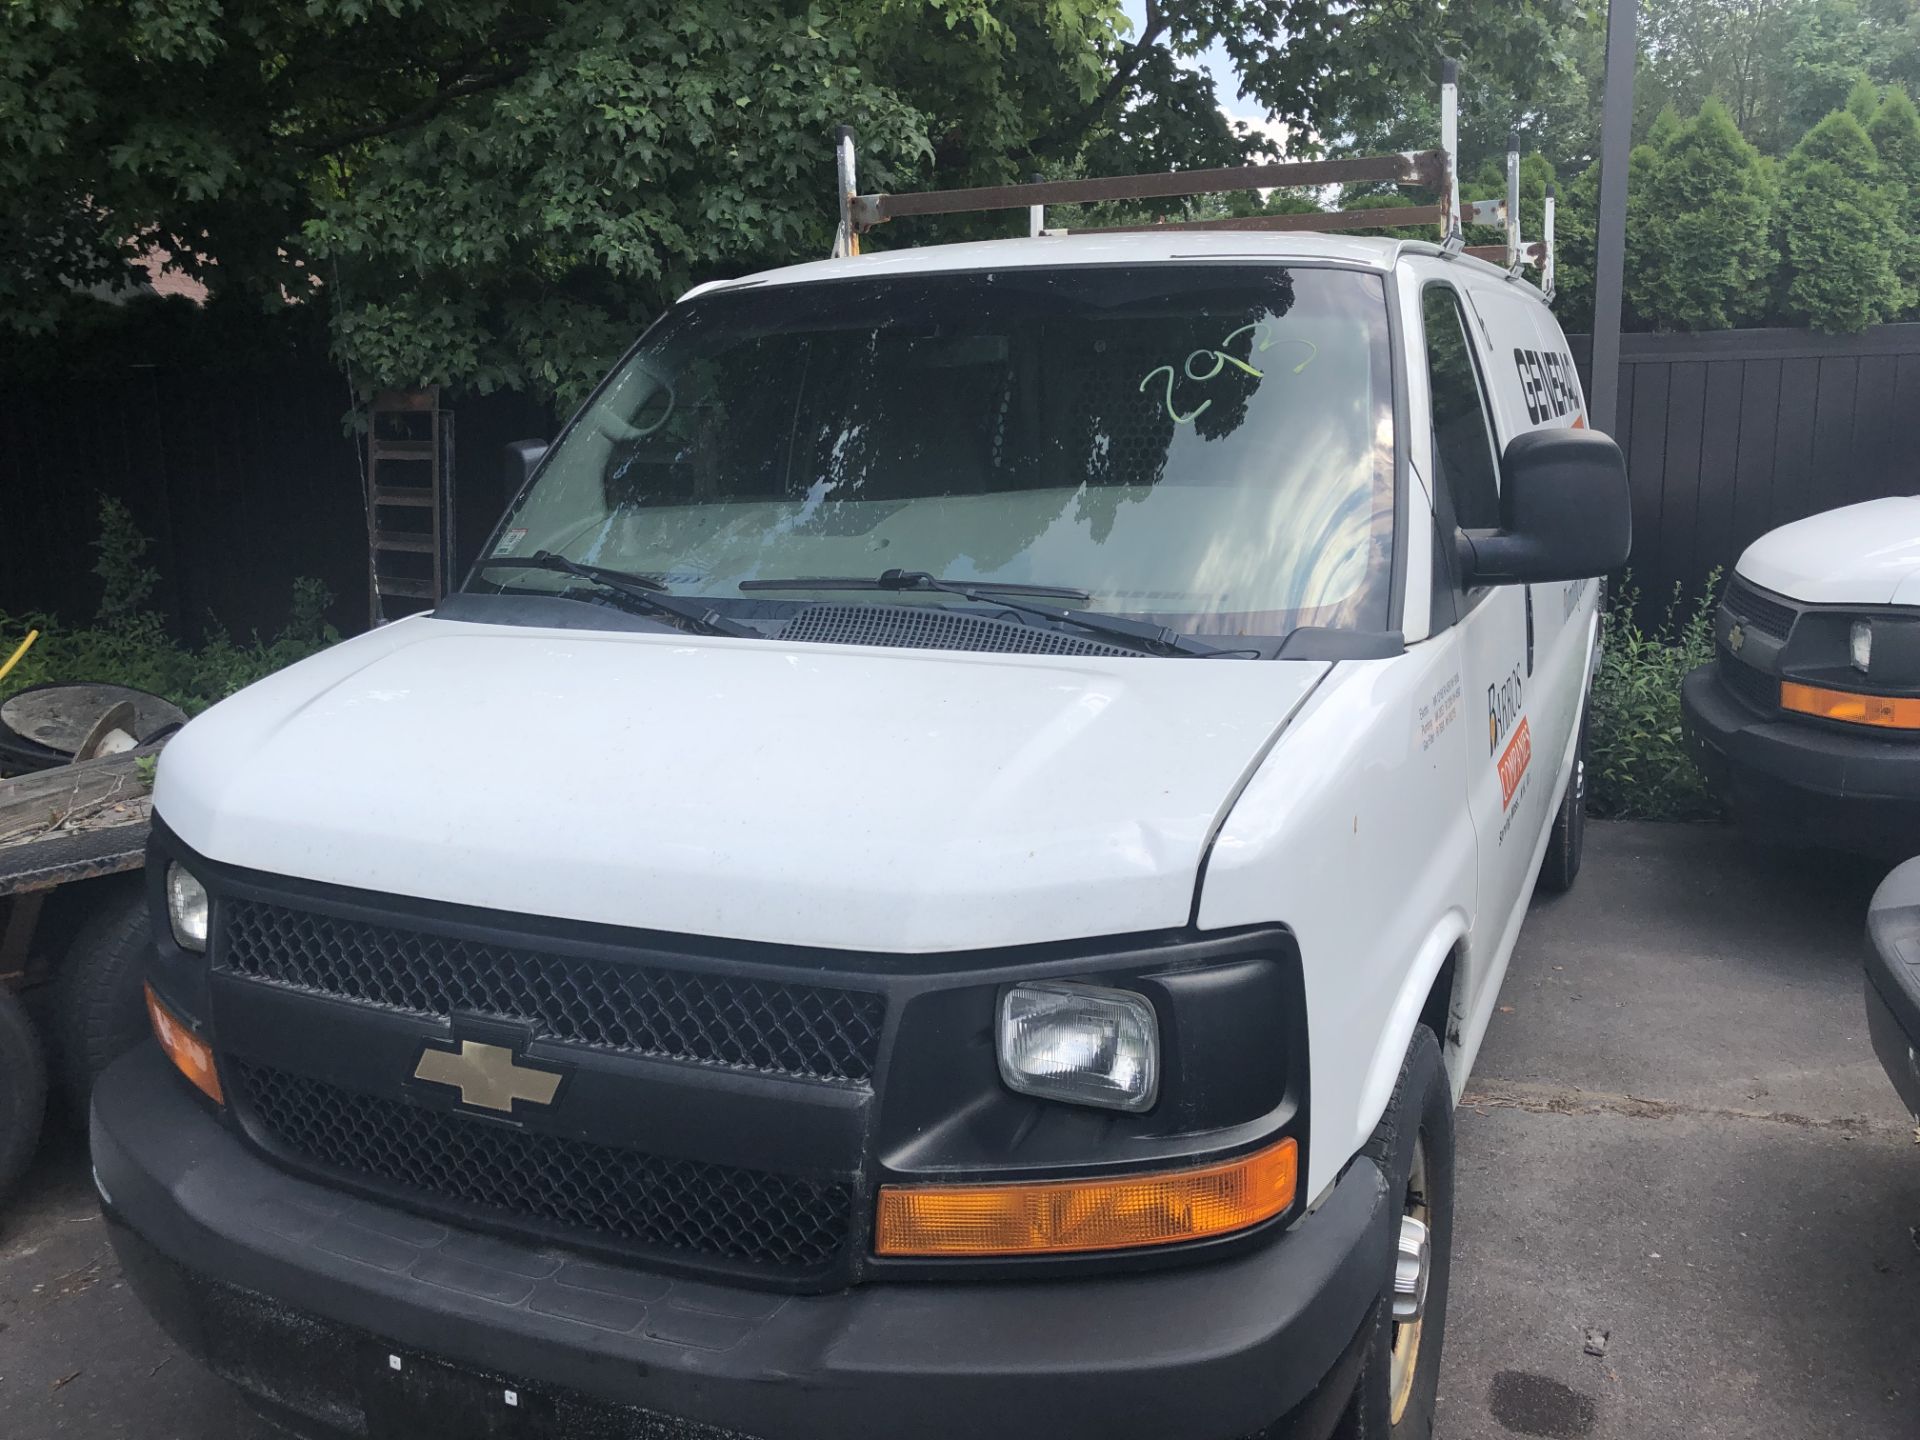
[0,745,161,1206]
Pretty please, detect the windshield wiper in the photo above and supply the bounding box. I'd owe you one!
[478,553,759,638]
[740,575,1091,602]
[743,569,1227,658]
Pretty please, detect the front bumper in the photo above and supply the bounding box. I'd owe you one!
[1680,663,1920,857]
[1866,858,1920,1118]
[94,1046,1390,1440]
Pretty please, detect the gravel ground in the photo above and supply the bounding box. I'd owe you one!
[2,820,1916,1438]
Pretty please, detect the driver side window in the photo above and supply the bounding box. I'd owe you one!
[1420,285,1502,532]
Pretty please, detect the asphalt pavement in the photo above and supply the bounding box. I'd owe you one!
[1436,821,1919,1439]
[2,820,1916,1439]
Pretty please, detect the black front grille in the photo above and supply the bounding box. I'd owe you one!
[1723,577,1799,640]
[776,603,1136,657]
[1718,649,1779,713]
[230,1060,851,1275]
[220,900,883,1085]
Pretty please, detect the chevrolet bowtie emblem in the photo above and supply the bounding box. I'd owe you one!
[413,1040,562,1113]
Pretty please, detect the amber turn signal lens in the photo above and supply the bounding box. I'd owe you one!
[874,1137,1297,1258]
[146,984,223,1105]
[1780,680,1920,730]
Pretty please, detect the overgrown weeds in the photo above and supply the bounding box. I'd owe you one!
[0,498,339,716]
[1587,573,1722,821]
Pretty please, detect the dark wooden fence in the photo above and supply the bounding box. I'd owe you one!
[0,363,550,639]
[1572,324,1920,610]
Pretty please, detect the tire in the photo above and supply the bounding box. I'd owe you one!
[51,877,153,1126]
[0,984,48,1209]
[1537,715,1588,895]
[1341,1025,1455,1440]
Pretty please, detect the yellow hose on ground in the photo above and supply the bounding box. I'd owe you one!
[0,629,40,686]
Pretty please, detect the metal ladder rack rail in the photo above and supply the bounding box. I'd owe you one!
[830,60,1553,296]
[1457,132,1557,297]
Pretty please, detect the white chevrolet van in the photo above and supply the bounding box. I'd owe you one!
[93,112,1629,1440]
[1685,499,1920,856]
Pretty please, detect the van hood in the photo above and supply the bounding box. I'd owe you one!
[155,617,1328,953]
[1737,497,1920,605]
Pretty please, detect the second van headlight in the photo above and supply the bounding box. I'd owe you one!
[1851,620,1873,673]
[166,863,210,952]
[997,982,1159,1112]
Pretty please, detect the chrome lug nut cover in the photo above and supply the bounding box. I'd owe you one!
[1393,1215,1431,1323]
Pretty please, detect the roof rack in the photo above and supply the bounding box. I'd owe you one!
[828,60,1554,297]
[1455,132,1555,297]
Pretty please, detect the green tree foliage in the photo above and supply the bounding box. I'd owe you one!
[1638,0,1801,150]
[1781,0,1920,138]
[1,500,341,715]
[1550,102,1718,332]
[1637,0,1920,155]
[1846,75,1884,126]
[1627,99,1775,330]
[0,0,1581,403]
[1777,109,1908,330]
[1552,158,1601,323]
[1333,20,1606,189]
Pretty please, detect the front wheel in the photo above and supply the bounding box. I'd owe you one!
[1537,716,1588,895]
[1341,1025,1455,1439]
[51,877,153,1126]
[0,984,48,1209]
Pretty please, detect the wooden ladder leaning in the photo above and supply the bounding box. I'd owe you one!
[365,387,455,624]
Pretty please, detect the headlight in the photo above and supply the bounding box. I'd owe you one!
[166,863,209,952]
[1852,620,1873,672]
[997,982,1158,1112]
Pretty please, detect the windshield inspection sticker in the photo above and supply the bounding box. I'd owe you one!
[1417,672,1462,753]
[492,527,529,557]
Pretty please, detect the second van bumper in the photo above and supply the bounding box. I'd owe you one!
[1681,663,1920,857]
[93,1046,1390,1440]
[1866,857,1920,1119]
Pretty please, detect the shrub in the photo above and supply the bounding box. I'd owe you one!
[1846,75,1884,129]
[1777,109,1909,332]
[1629,99,1777,332]
[0,499,340,717]
[1867,87,1920,311]
[1586,575,1722,822]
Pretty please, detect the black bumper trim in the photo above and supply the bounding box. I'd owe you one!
[1866,859,1920,1118]
[94,1047,1388,1440]
[1680,664,1920,856]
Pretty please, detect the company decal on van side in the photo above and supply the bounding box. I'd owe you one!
[1489,664,1533,833]
[1497,719,1532,811]
[1417,671,1463,754]
[1488,666,1522,757]
[1513,348,1580,426]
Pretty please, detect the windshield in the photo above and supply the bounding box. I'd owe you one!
[473,264,1396,639]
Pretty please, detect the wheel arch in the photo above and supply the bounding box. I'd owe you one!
[1352,909,1471,1156]
[1419,943,1462,1065]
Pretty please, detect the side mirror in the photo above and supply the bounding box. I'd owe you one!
[1458,428,1632,586]
[504,439,549,492]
